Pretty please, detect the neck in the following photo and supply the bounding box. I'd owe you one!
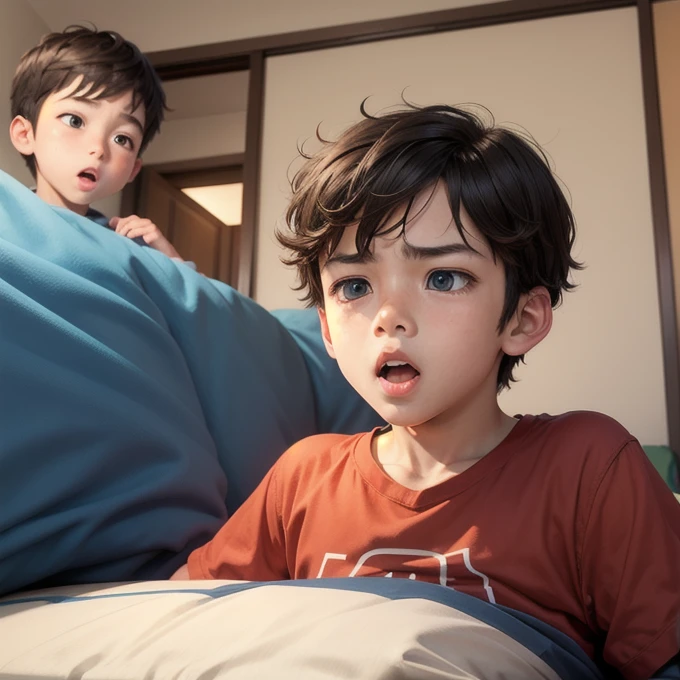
[374,391,517,490]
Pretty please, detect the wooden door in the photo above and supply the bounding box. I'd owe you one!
[135,168,238,284]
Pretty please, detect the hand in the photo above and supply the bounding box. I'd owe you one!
[109,215,181,259]
[170,564,190,580]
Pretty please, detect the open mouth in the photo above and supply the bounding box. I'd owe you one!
[379,360,420,384]
[78,171,97,182]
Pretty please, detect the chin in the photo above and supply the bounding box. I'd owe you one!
[373,407,430,430]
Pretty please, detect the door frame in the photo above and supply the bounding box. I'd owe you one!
[121,153,243,215]
[122,154,243,285]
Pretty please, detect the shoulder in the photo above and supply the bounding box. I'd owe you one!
[512,411,664,537]
[521,410,636,453]
[270,430,374,512]
[283,431,367,455]
[275,430,371,477]
[512,410,642,488]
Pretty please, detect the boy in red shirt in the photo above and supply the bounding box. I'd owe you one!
[173,103,680,679]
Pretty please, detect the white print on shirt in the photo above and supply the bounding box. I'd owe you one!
[316,547,496,603]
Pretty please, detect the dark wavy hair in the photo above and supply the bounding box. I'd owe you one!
[11,25,167,177]
[277,102,583,390]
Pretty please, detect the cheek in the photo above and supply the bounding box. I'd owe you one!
[36,124,59,147]
[34,125,69,160]
[49,123,76,141]
[325,308,367,351]
[110,150,138,174]
[422,299,502,344]
[324,307,351,344]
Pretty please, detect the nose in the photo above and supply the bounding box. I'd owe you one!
[373,296,417,338]
[87,133,107,160]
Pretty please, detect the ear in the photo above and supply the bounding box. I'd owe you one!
[9,116,36,156]
[317,306,336,359]
[501,286,553,357]
[127,157,143,183]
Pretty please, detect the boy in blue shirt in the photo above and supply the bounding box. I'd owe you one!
[9,25,183,260]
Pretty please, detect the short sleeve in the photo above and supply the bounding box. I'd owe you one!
[188,462,289,581]
[580,440,680,679]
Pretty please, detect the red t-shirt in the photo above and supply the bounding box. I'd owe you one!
[188,411,680,680]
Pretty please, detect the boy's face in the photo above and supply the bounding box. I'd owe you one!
[10,77,144,215]
[318,181,547,430]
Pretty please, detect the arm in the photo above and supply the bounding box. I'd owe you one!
[186,462,290,581]
[580,440,680,680]
[170,564,190,580]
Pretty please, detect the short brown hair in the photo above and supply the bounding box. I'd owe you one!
[11,25,167,177]
[278,102,583,390]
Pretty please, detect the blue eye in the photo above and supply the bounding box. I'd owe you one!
[337,278,371,301]
[426,270,469,292]
[59,114,83,128]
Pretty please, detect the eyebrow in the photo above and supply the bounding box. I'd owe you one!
[323,251,375,268]
[324,241,482,269]
[69,96,145,136]
[120,113,145,136]
[400,241,483,259]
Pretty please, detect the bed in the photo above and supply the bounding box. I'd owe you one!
[0,579,604,679]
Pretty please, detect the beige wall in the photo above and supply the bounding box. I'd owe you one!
[655,0,680,355]
[0,0,48,185]
[257,7,668,445]
[142,112,246,165]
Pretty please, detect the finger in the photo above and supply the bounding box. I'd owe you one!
[113,215,145,233]
[114,217,134,234]
[118,218,151,236]
[125,226,156,240]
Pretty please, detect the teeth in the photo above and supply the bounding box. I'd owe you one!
[385,360,408,367]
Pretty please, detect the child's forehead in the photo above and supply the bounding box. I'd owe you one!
[48,77,142,112]
[335,181,490,256]
[45,77,145,123]
[47,75,101,101]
